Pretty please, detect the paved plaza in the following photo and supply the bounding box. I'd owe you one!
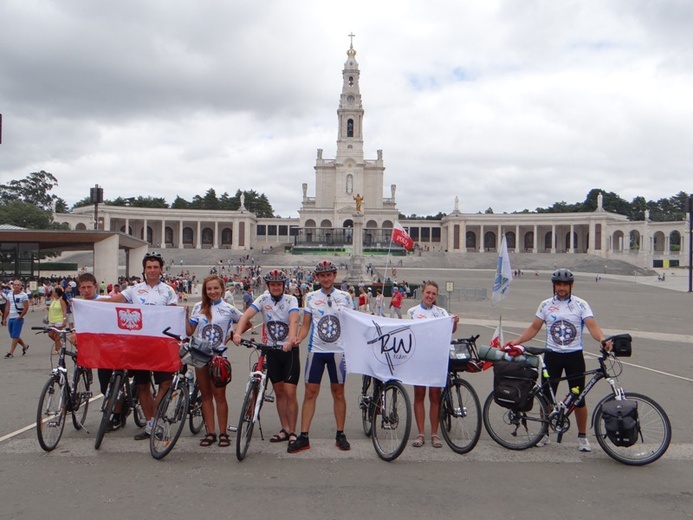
[1,267,692,519]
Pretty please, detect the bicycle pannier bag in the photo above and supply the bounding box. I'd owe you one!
[493,361,538,411]
[610,333,632,357]
[601,399,639,447]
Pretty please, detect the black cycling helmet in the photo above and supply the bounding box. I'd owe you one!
[142,252,164,268]
[551,268,574,284]
[314,260,338,274]
[264,269,287,283]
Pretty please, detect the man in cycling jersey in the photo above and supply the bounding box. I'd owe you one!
[289,260,353,453]
[233,269,300,445]
[504,268,611,452]
[101,252,178,440]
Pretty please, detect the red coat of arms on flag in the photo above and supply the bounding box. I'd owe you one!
[116,307,143,330]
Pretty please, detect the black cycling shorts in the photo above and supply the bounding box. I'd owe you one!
[543,350,586,408]
[266,347,300,385]
[131,369,173,385]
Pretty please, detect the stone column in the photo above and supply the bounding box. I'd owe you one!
[93,234,120,285]
[160,220,166,248]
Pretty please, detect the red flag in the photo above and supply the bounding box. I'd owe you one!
[73,299,185,371]
[391,221,414,250]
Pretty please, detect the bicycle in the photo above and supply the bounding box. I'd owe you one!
[358,373,412,462]
[235,338,280,461]
[95,367,140,449]
[150,329,217,460]
[482,334,671,466]
[33,326,93,452]
[439,335,483,454]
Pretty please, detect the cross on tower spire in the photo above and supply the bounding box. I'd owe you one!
[348,32,356,48]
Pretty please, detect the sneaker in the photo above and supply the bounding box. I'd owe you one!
[3,353,12,359]
[287,433,310,453]
[578,436,592,452]
[134,428,151,441]
[22,345,29,356]
[106,416,122,432]
[335,432,351,451]
[535,434,550,447]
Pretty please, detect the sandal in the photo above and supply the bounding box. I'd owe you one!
[412,434,425,448]
[218,433,231,447]
[431,435,443,449]
[270,428,290,443]
[287,432,297,443]
[200,433,217,447]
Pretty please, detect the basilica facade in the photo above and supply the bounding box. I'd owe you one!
[59,43,690,270]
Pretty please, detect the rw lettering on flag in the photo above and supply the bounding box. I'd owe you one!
[73,299,185,371]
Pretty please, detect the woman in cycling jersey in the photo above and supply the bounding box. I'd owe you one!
[187,275,245,447]
[406,281,459,449]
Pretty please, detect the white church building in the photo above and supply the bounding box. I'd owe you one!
[59,42,690,270]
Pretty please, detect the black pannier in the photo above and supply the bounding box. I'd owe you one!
[601,399,639,447]
[493,360,538,412]
[610,334,632,357]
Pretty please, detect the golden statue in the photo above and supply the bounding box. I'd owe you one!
[353,193,364,213]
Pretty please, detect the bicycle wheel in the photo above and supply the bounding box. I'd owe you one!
[359,375,374,437]
[482,390,549,450]
[188,383,204,434]
[95,372,123,450]
[150,382,189,460]
[594,392,671,466]
[439,378,482,454]
[236,379,260,461]
[371,381,411,462]
[129,379,147,428]
[36,376,67,452]
[71,367,92,431]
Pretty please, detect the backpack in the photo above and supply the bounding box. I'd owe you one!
[493,360,538,411]
[601,399,639,447]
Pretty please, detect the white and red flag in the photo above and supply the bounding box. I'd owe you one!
[391,221,414,250]
[73,299,186,371]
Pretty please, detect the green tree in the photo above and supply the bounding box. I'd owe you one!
[171,196,191,209]
[0,170,60,210]
[0,200,52,228]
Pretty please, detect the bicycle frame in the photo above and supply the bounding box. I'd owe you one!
[532,349,624,442]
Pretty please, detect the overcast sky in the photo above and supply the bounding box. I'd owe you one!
[1,0,692,218]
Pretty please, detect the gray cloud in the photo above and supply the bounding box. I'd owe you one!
[1,0,692,219]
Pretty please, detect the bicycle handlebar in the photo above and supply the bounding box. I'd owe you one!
[240,338,282,352]
[32,326,74,334]
[451,334,480,345]
[162,327,228,355]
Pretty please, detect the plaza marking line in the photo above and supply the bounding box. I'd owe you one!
[467,320,693,384]
[0,394,103,444]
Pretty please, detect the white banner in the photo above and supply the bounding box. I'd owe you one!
[340,309,453,387]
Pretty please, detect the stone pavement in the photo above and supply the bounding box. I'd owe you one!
[1,268,692,519]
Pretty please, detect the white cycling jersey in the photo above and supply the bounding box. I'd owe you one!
[250,291,299,345]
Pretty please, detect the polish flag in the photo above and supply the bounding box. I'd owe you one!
[391,221,414,250]
[73,299,186,371]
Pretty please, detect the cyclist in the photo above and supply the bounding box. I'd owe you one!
[233,269,300,445]
[187,274,244,447]
[289,260,353,453]
[101,252,178,440]
[504,268,611,452]
[2,280,30,358]
[72,273,127,430]
[406,281,459,449]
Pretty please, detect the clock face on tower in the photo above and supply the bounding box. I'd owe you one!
[347,95,355,105]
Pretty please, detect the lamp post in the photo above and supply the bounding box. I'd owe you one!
[688,194,692,293]
[90,184,104,230]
